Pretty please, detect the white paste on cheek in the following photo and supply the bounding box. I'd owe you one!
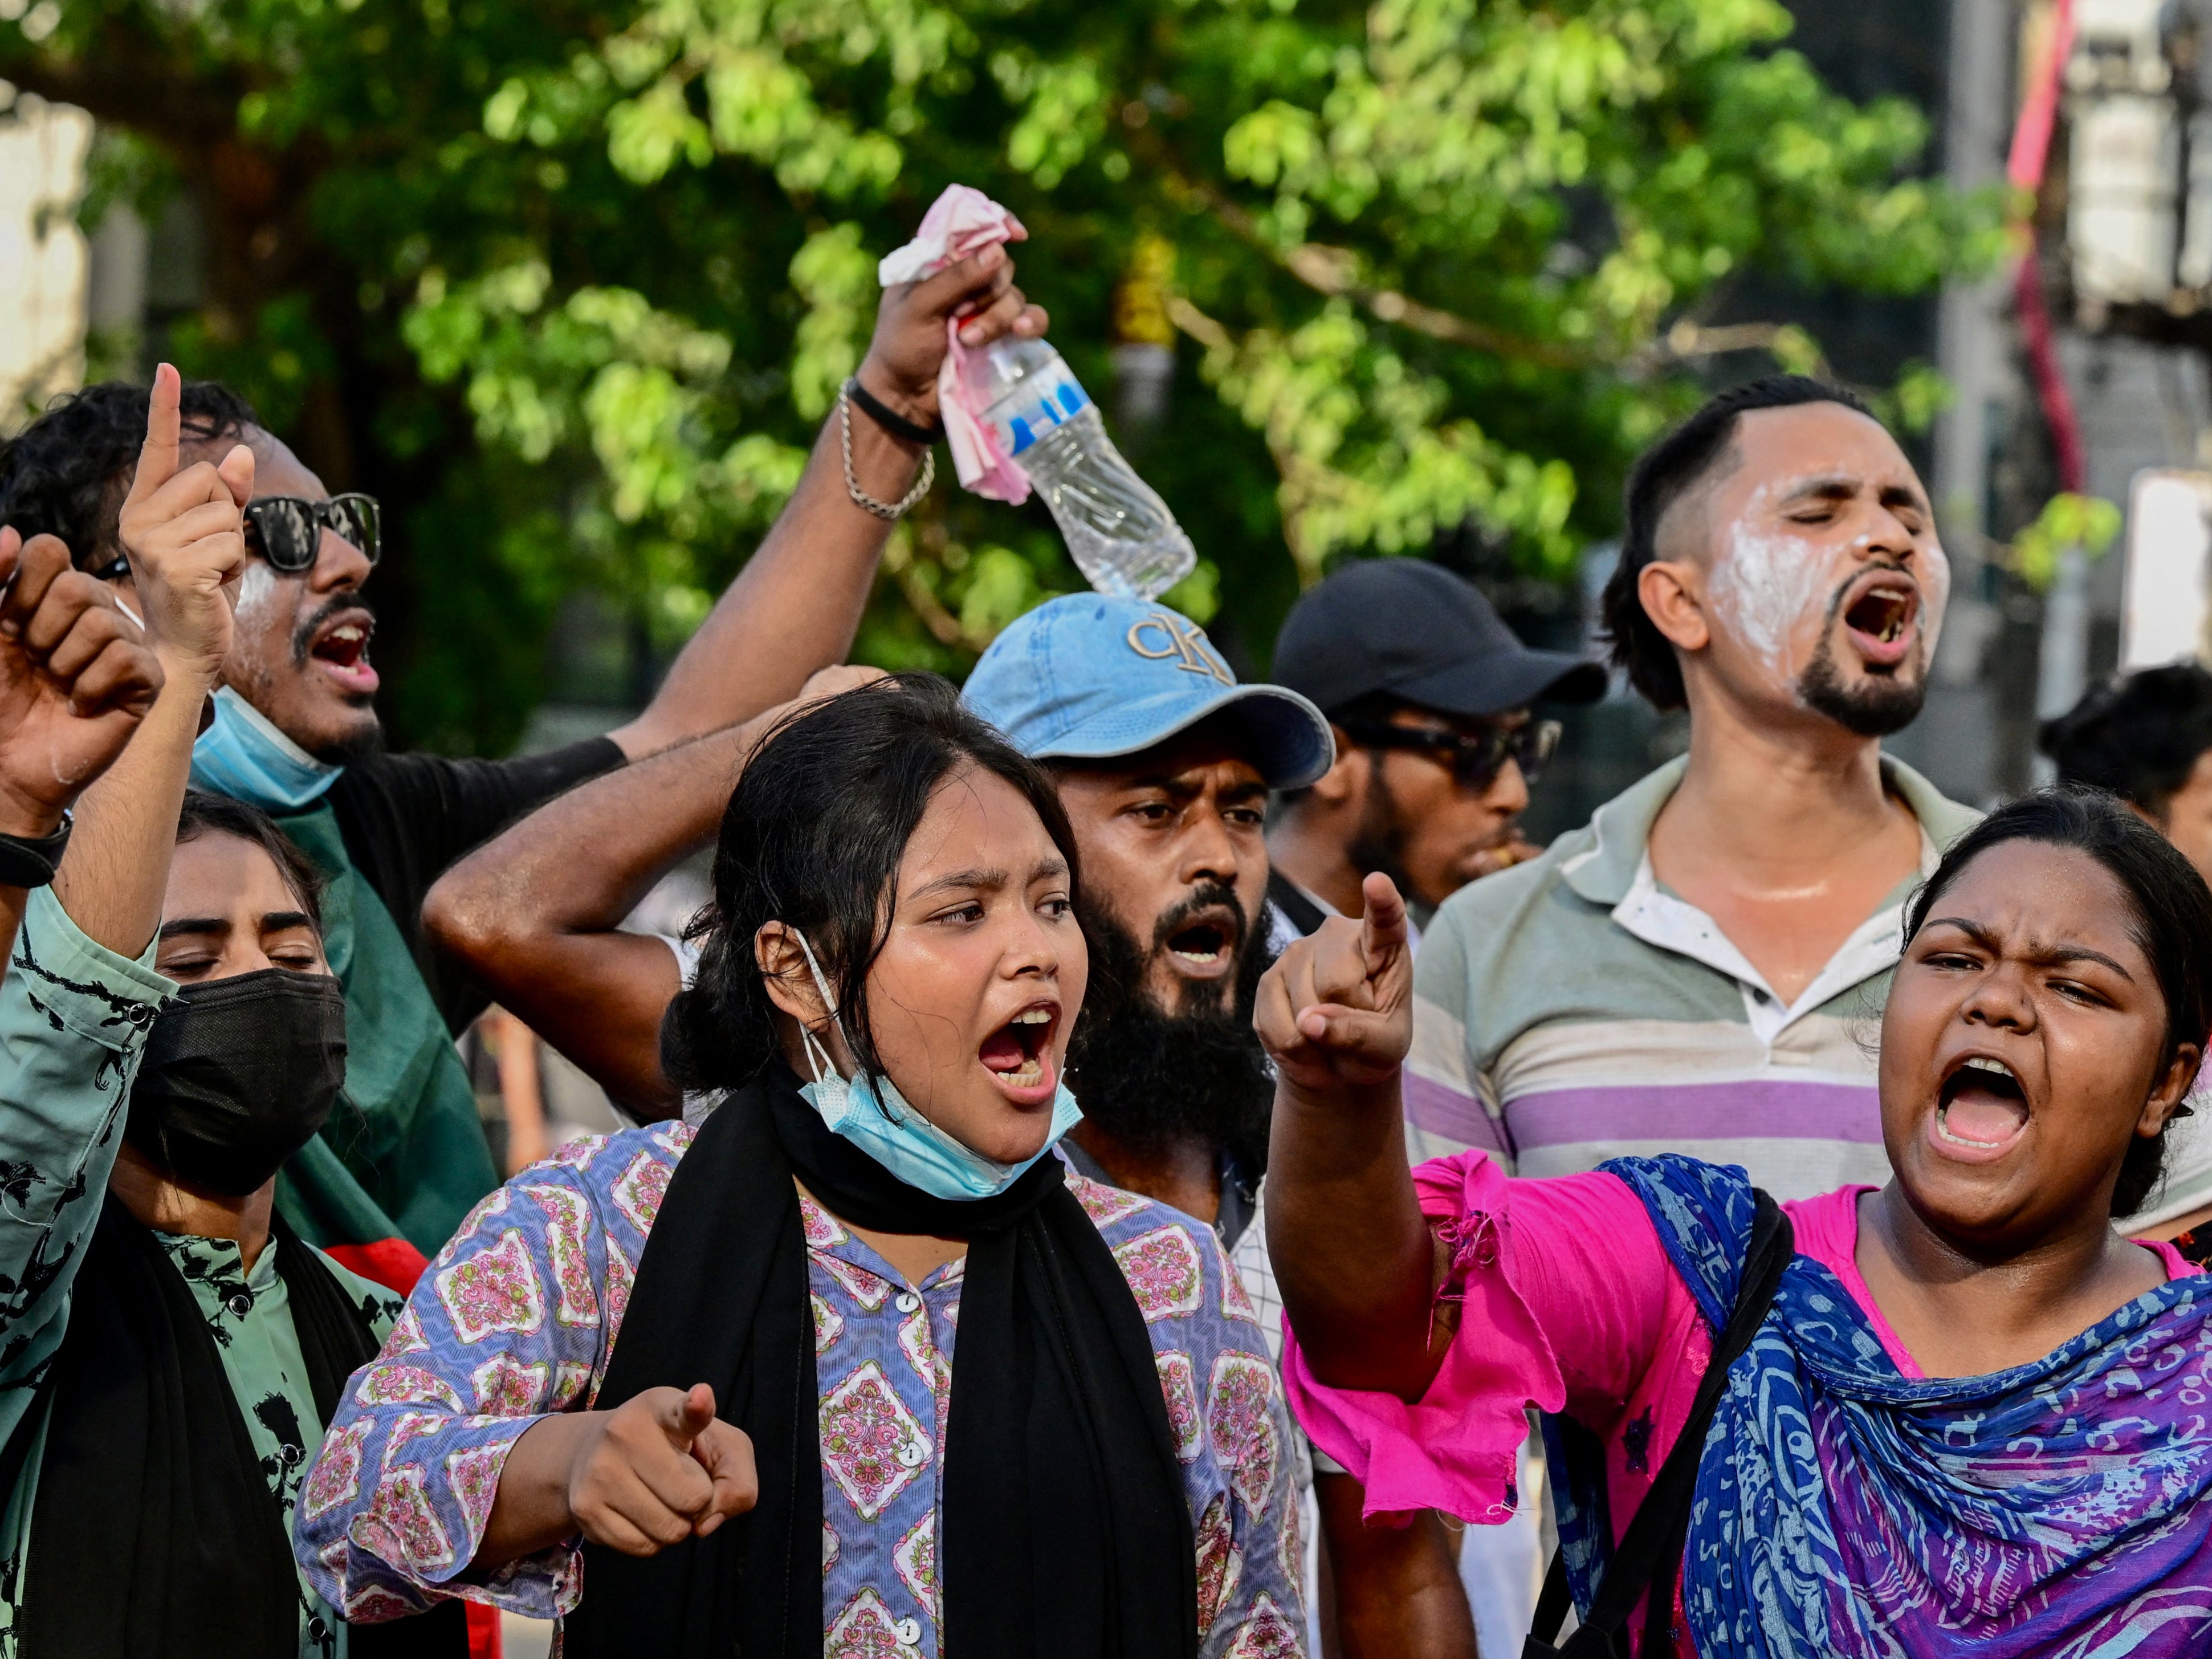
[232,560,278,624]
[1704,519,1831,685]
[1917,538,1952,665]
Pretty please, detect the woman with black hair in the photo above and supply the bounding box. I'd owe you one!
[297,676,1302,1657]
[1265,789,2212,1656]
[0,792,463,1659]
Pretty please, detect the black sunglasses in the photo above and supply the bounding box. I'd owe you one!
[243,493,381,572]
[1339,717,1562,791]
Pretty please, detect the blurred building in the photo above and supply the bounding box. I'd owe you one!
[0,94,91,425]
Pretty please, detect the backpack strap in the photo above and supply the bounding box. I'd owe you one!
[1525,1188,1794,1658]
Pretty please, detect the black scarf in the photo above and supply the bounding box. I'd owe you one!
[560,1062,1197,1658]
[10,1193,465,1659]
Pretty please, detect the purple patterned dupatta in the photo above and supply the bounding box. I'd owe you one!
[1561,1156,2212,1658]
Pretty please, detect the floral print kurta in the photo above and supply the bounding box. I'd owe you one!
[296,1120,1306,1656]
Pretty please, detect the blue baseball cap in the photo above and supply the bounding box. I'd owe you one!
[964,594,1335,788]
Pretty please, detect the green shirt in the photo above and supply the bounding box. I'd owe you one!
[0,890,398,1657]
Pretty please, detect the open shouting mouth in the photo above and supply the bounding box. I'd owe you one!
[1840,572,1921,670]
[977,1001,1059,1107]
[305,607,380,697]
[1930,1052,2031,1164]
[1158,905,1241,982]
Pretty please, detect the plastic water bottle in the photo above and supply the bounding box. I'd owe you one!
[966,338,1196,600]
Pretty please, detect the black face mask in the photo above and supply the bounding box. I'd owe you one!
[127,969,348,1197]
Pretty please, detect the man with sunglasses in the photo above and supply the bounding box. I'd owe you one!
[1264,558,1603,1659]
[0,238,1049,1264]
[1266,559,1604,946]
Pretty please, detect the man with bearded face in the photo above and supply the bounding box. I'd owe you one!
[1406,376,1980,1194]
[1265,559,1606,934]
[962,595,1331,1238]
[964,595,1483,1659]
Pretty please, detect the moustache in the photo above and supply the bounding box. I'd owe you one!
[1150,880,1249,954]
[290,593,377,666]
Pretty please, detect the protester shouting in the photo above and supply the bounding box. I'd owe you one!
[2042,663,2212,1246]
[297,678,1303,1656]
[0,405,465,1657]
[964,594,1480,1659]
[1266,790,2212,1656]
[1406,376,1979,1192]
[0,233,1048,1262]
[1265,559,1604,938]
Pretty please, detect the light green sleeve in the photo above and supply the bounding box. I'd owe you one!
[0,888,172,1425]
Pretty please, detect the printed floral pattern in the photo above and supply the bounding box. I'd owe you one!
[1194,1493,1241,1637]
[524,1182,601,1329]
[1207,1354,1281,1521]
[1114,1225,1207,1324]
[1225,1592,1302,1658]
[1158,1350,1202,1462]
[894,1512,936,1616]
[821,1361,932,1521]
[295,1127,1303,1655]
[433,1228,545,1345]
[814,1292,846,1355]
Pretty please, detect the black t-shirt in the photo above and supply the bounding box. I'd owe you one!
[323,737,626,1035]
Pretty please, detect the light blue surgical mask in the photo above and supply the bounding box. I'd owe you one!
[190,686,343,811]
[791,933,1081,1202]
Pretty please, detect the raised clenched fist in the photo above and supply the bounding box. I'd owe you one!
[0,527,164,840]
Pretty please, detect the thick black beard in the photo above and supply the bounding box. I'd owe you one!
[1797,634,1927,737]
[1065,890,1277,1175]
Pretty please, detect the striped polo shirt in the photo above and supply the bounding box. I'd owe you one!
[1405,755,1981,1201]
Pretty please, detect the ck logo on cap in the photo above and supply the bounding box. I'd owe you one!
[1126,613,1233,686]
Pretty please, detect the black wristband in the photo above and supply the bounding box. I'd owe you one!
[844,377,942,447]
[0,811,71,889]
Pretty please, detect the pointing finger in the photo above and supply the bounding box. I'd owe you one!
[126,363,184,510]
[661,1382,718,1453]
[1360,873,1409,971]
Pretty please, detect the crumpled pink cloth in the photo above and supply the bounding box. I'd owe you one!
[877,184,1032,503]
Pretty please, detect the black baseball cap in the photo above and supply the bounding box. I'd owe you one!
[1272,559,1607,719]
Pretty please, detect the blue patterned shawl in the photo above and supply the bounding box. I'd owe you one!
[1545,1155,2212,1658]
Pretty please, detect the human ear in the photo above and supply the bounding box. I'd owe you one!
[1637,559,1712,654]
[1309,735,1367,810]
[2137,1041,2203,1137]
[754,922,833,1030]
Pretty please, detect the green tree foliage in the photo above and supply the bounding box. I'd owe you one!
[3,0,2003,751]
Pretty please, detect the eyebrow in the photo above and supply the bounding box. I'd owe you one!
[910,867,1009,901]
[157,910,317,941]
[1777,475,1930,515]
[1922,917,2136,981]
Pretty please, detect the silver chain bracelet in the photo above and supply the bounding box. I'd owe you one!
[840,384,935,521]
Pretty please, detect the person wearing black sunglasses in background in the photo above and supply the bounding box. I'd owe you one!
[1267,558,1604,949]
[1262,556,1603,1659]
[0,234,1049,1276]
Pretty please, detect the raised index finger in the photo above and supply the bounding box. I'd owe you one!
[1360,872,1409,972]
[125,363,183,510]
